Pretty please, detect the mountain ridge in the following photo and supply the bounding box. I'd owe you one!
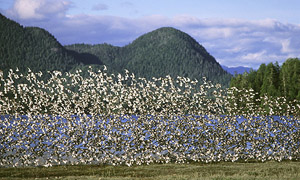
[1,13,231,85]
[66,27,232,85]
[0,13,105,74]
[0,14,76,73]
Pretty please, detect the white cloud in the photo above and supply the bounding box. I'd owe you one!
[196,27,234,39]
[241,51,267,61]
[172,17,300,68]
[10,0,43,19]
[6,0,70,20]
[281,39,292,53]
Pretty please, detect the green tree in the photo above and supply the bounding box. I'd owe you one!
[260,62,280,97]
[280,58,300,100]
[254,63,266,94]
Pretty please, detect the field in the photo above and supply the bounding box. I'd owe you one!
[1,161,300,179]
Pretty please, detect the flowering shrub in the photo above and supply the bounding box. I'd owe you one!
[0,67,299,167]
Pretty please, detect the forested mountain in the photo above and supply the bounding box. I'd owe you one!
[0,14,103,75]
[65,27,232,85]
[1,13,231,85]
[230,58,300,101]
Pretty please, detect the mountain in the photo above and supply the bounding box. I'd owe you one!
[66,27,232,85]
[222,65,252,75]
[0,13,103,75]
[1,13,231,85]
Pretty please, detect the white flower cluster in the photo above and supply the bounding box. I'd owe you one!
[0,67,299,167]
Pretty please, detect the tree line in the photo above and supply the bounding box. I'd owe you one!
[230,58,300,101]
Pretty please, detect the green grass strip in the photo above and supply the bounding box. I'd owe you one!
[1,161,300,180]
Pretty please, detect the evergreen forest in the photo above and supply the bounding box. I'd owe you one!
[65,27,232,85]
[0,14,97,75]
[230,58,300,101]
[0,13,231,86]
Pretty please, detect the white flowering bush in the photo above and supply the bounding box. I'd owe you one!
[0,67,299,167]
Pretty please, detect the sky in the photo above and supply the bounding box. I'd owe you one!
[1,0,300,68]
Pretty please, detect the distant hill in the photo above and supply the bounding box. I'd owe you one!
[0,13,103,75]
[222,65,252,75]
[1,13,231,85]
[66,27,232,85]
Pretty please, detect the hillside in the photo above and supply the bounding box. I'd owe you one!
[1,13,231,85]
[66,27,232,85]
[0,13,103,75]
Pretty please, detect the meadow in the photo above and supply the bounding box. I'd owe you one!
[0,67,300,179]
[1,161,300,179]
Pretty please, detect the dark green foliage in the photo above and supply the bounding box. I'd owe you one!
[280,58,300,100]
[260,62,280,97]
[230,58,300,101]
[0,14,103,77]
[0,14,71,74]
[1,13,230,85]
[65,27,232,86]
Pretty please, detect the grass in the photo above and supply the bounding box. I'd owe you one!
[1,161,300,180]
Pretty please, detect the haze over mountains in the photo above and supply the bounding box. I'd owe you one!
[1,13,233,85]
[221,65,252,75]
